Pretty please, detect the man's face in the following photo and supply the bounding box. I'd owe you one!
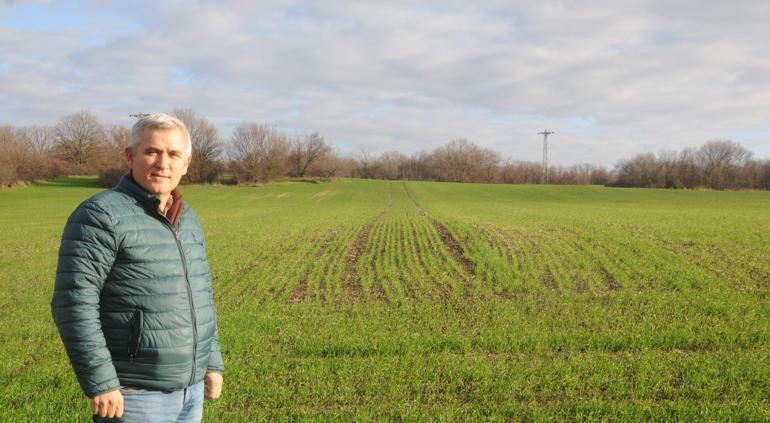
[125,127,191,198]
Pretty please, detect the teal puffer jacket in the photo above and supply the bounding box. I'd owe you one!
[52,176,224,397]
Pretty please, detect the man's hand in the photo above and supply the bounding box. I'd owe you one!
[91,389,124,419]
[204,371,223,400]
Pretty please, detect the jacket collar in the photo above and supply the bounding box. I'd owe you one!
[117,174,161,210]
[116,174,184,228]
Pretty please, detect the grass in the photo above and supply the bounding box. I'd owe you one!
[0,177,768,421]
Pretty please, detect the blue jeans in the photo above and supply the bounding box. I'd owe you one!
[93,380,204,423]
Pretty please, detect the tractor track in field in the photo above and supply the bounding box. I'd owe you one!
[430,218,476,276]
[402,182,476,277]
[342,184,394,301]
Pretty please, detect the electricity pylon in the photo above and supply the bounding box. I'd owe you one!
[538,130,554,184]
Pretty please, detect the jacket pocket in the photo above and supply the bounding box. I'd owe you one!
[127,308,144,363]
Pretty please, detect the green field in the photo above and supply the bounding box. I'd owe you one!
[1,177,768,421]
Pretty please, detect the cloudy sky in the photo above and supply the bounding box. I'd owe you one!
[1,0,769,166]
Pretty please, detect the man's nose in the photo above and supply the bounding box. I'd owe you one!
[155,153,171,168]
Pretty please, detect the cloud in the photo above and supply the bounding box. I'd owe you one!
[1,0,769,166]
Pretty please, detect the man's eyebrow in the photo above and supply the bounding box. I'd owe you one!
[143,146,184,154]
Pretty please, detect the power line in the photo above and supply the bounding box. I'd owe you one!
[129,113,150,119]
[538,130,554,184]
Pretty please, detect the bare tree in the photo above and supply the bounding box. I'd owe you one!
[54,111,106,168]
[319,153,354,178]
[18,125,56,155]
[0,125,23,185]
[500,159,541,184]
[430,139,471,182]
[93,125,133,187]
[288,132,331,177]
[353,149,376,179]
[558,163,601,185]
[402,151,431,180]
[372,151,409,180]
[655,149,681,188]
[0,125,16,145]
[429,139,500,183]
[762,160,770,190]
[589,166,614,185]
[737,159,766,189]
[229,122,289,183]
[676,147,702,188]
[697,140,752,189]
[615,153,661,187]
[303,146,343,178]
[103,125,131,164]
[172,108,223,183]
[0,124,62,185]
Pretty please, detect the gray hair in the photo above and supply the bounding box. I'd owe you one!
[130,113,192,156]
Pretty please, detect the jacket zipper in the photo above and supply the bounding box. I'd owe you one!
[162,215,198,386]
[128,308,144,363]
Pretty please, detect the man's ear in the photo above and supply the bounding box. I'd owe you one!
[124,148,134,168]
[182,154,192,176]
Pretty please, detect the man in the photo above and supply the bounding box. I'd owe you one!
[51,113,224,421]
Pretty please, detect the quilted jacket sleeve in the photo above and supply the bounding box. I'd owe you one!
[51,203,120,397]
[205,245,224,374]
[207,317,225,373]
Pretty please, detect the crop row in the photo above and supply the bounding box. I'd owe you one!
[214,182,767,306]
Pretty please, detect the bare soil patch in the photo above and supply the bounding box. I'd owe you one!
[599,267,620,291]
[542,269,558,290]
[289,278,308,302]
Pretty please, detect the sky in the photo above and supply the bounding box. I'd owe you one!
[1,0,769,166]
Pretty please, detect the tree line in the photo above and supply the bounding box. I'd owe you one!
[1,110,768,190]
[0,109,340,187]
[614,140,769,190]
